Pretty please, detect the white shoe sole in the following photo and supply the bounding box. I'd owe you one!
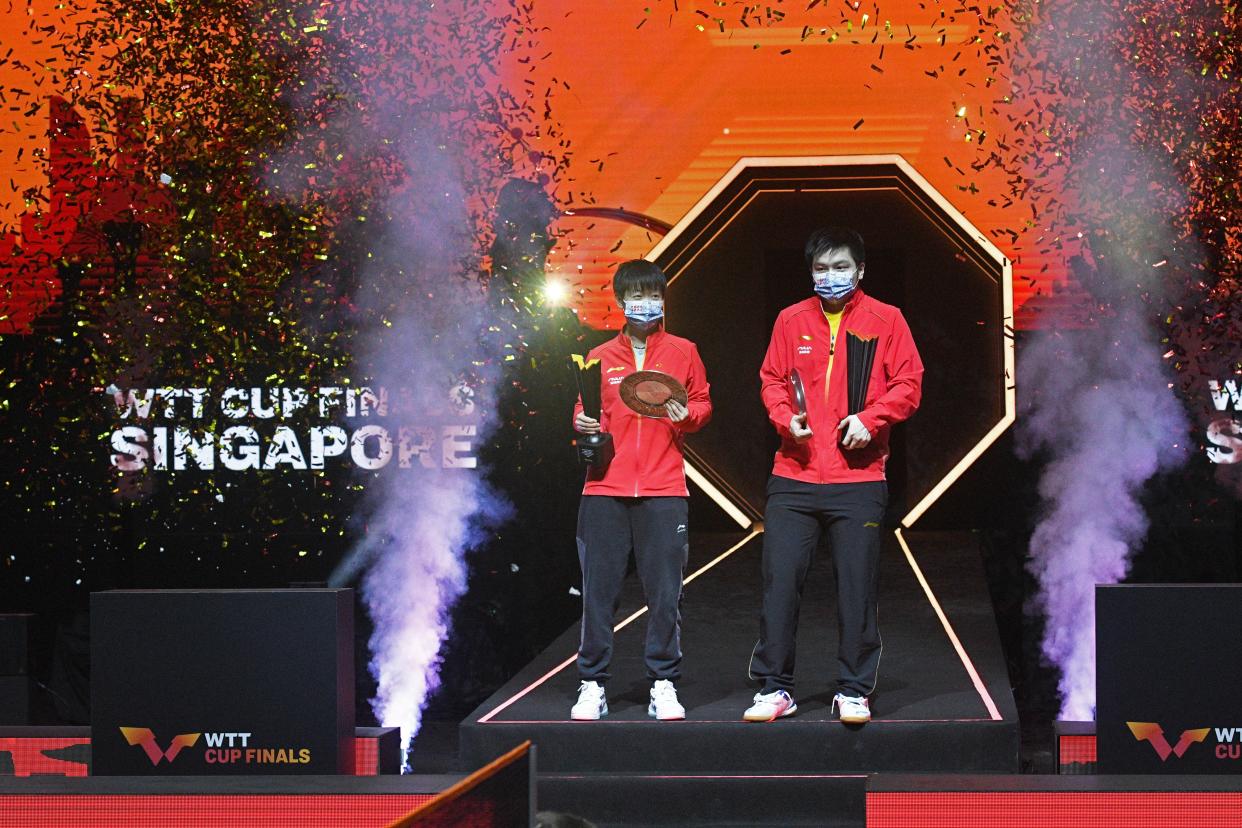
[648,704,686,721]
[570,701,608,721]
[743,702,797,722]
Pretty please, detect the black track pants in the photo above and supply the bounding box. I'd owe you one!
[576,495,689,683]
[750,476,887,696]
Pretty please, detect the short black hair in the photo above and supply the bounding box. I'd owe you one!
[805,226,865,269]
[613,259,667,300]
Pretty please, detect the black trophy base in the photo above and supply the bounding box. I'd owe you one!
[574,432,614,468]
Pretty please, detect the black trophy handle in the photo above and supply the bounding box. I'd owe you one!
[570,356,612,467]
[570,356,604,422]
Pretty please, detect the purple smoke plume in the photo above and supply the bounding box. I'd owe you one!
[1018,307,1187,720]
[321,128,518,765]
[1016,174,1191,721]
[1009,0,1215,722]
[294,4,545,766]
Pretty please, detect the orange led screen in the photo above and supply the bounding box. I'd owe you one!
[1,0,1072,334]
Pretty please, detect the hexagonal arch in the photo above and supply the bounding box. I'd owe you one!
[647,155,1014,529]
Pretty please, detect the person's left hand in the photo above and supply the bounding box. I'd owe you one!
[837,415,871,450]
[665,399,689,423]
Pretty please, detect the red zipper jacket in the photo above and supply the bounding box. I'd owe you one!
[573,326,712,497]
[760,290,923,484]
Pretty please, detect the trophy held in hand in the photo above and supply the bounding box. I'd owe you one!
[570,354,614,468]
[788,368,807,419]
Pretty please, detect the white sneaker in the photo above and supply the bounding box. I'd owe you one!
[647,679,686,720]
[742,689,797,722]
[833,693,871,724]
[570,681,608,720]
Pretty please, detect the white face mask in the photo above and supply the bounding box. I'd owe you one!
[813,270,858,301]
[623,298,664,327]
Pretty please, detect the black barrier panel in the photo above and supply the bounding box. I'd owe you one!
[91,589,354,775]
[1097,584,1242,774]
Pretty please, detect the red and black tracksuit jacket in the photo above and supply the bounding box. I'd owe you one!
[759,290,923,483]
[573,326,712,497]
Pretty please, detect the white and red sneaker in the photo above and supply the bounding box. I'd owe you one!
[742,689,798,722]
[832,693,871,724]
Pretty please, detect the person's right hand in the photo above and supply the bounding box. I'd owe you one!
[575,412,601,434]
[789,412,813,443]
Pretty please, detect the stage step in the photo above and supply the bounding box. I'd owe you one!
[538,771,865,828]
[463,531,1020,779]
[465,717,1017,774]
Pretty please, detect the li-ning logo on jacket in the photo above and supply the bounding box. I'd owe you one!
[120,727,201,765]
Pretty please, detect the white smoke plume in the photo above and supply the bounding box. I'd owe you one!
[1018,306,1187,720]
[1008,0,1215,722]
[280,2,549,767]
[321,126,519,765]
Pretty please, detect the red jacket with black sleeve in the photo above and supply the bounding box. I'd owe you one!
[760,290,922,484]
[573,326,712,497]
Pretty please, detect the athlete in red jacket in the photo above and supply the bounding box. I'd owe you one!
[570,259,712,722]
[744,226,922,725]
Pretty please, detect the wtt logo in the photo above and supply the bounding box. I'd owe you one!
[1127,722,1210,761]
[119,727,201,766]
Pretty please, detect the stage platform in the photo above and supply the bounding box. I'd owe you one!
[462,529,1020,785]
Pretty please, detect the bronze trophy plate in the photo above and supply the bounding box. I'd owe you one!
[619,371,688,418]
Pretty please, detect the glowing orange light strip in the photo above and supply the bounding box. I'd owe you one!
[894,527,1003,721]
[684,460,754,528]
[650,155,1016,531]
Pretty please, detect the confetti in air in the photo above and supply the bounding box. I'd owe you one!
[1,0,1235,746]
[1,0,574,763]
[1005,0,1234,719]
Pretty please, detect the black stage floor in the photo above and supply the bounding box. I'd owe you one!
[461,529,1019,776]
